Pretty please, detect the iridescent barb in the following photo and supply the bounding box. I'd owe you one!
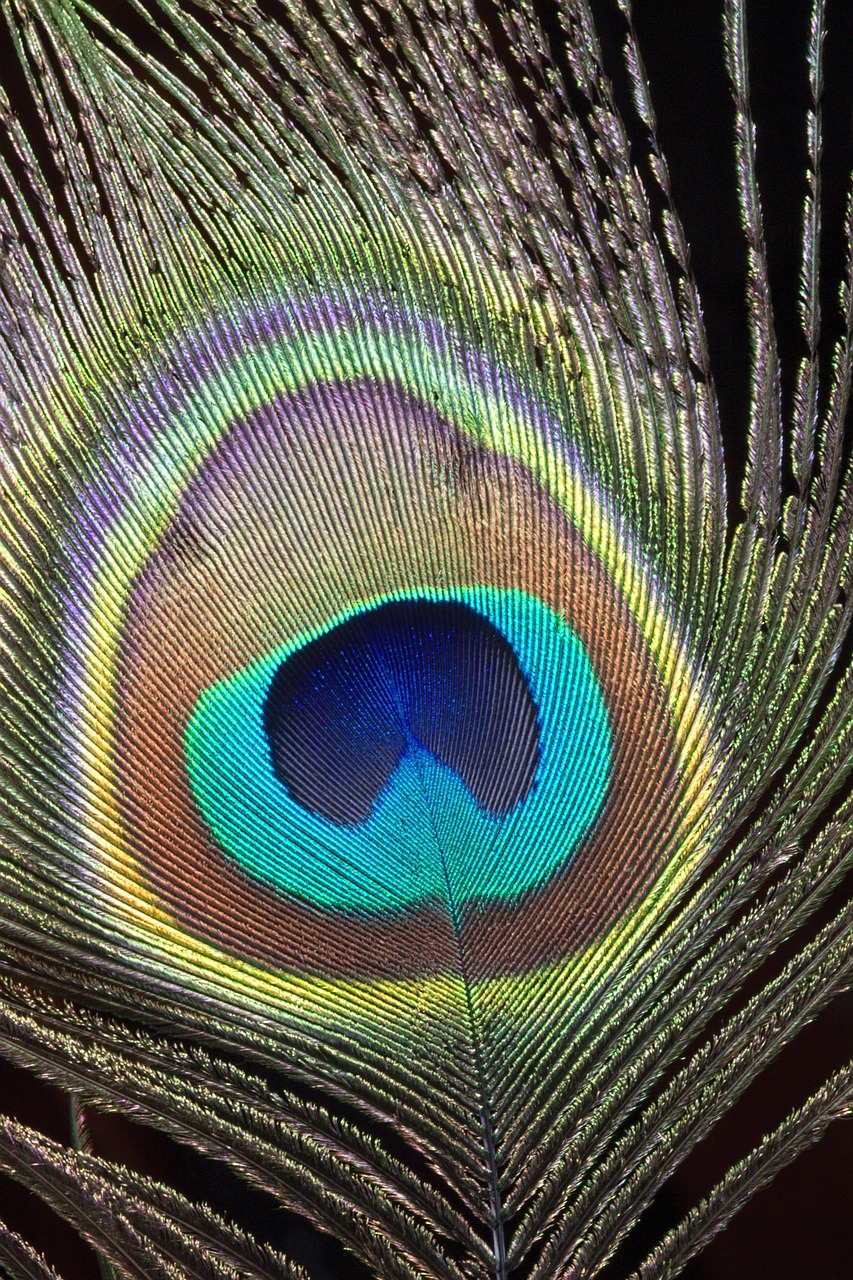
[0,0,851,1278]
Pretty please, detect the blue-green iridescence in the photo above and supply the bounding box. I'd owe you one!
[184,588,611,914]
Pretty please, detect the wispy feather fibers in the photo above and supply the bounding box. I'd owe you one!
[0,0,852,1277]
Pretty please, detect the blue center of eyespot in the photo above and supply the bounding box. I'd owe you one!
[184,587,611,914]
[262,599,540,825]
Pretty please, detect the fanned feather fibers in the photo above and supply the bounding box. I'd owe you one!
[0,0,852,1277]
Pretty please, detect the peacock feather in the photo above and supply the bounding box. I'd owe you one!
[0,0,851,1275]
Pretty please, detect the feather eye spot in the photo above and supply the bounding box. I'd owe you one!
[183,588,613,916]
[47,314,709,972]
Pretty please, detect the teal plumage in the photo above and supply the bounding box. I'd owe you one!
[0,0,851,1277]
